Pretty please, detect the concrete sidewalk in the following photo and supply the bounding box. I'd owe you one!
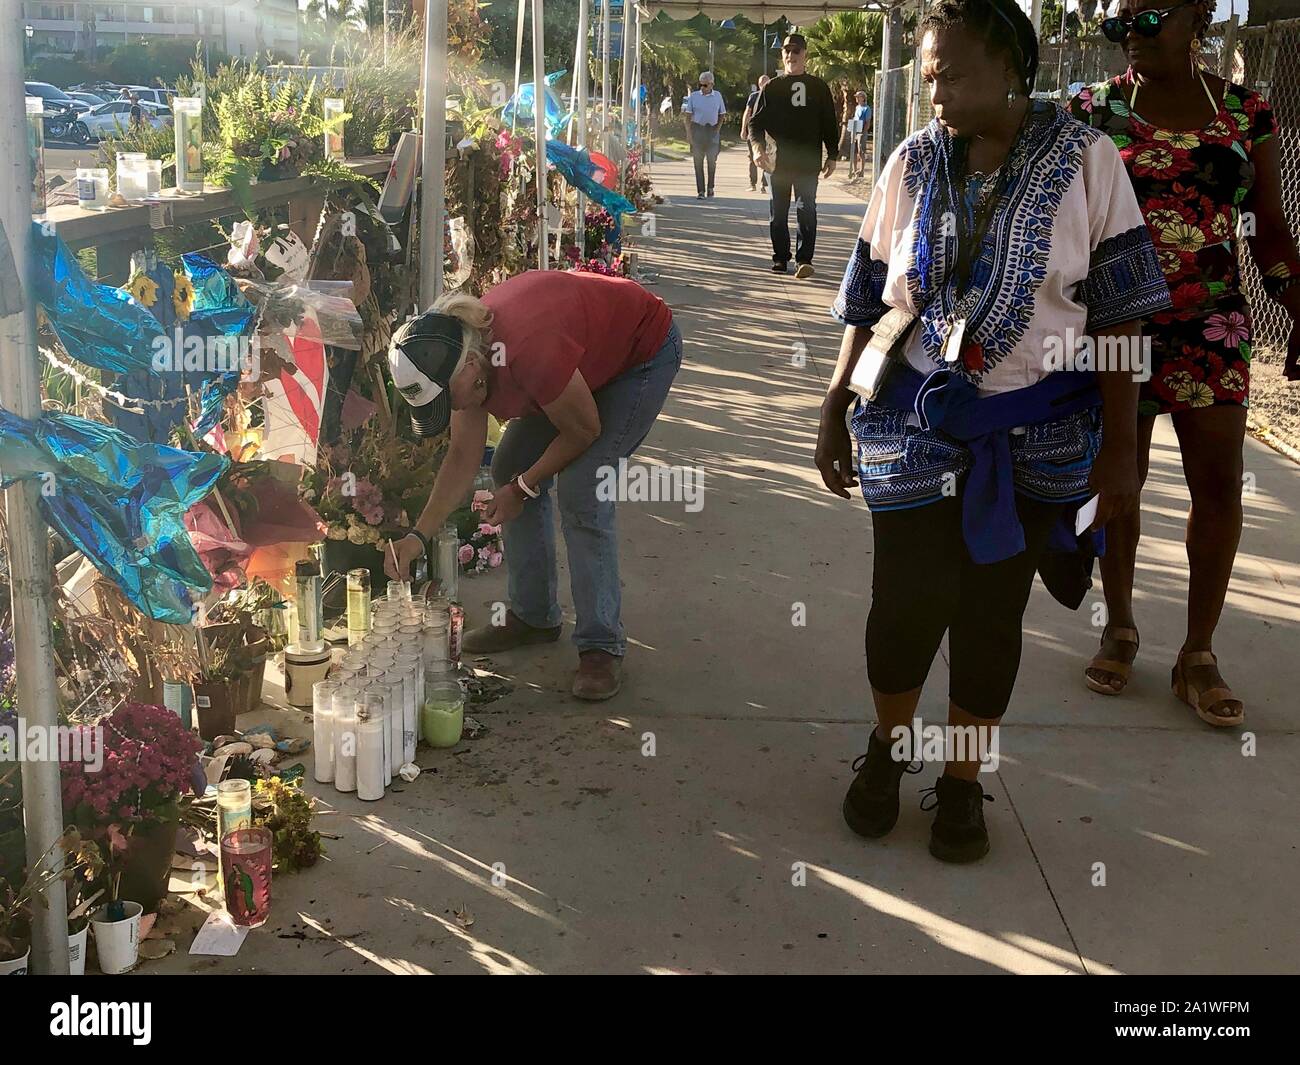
[160,147,1299,975]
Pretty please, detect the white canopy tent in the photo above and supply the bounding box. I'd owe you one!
[644,2,900,17]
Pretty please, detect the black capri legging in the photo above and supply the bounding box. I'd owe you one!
[866,493,1065,719]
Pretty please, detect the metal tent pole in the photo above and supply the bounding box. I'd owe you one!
[533,0,548,269]
[620,0,634,157]
[511,0,526,133]
[600,0,611,144]
[575,0,590,244]
[419,0,449,306]
[633,9,642,151]
[0,9,70,975]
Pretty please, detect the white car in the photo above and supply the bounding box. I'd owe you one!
[116,85,176,107]
[69,101,171,143]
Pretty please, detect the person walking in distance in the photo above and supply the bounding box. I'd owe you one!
[741,74,771,192]
[748,33,840,278]
[684,71,726,199]
[849,89,873,179]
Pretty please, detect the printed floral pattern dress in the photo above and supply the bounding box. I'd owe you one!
[1071,72,1275,415]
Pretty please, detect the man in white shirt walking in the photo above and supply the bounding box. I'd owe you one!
[683,71,726,199]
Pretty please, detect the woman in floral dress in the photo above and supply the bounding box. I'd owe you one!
[1071,0,1300,726]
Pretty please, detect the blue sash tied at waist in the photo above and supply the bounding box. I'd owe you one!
[875,363,1102,565]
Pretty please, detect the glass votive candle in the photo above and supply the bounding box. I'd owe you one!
[312,680,337,784]
[393,654,421,764]
[361,678,393,784]
[116,152,147,201]
[421,680,464,749]
[385,673,405,774]
[423,619,450,668]
[221,827,272,927]
[387,579,411,602]
[216,779,252,838]
[332,668,357,684]
[355,692,386,801]
[332,684,359,792]
[142,158,162,197]
[76,167,109,209]
[216,778,252,905]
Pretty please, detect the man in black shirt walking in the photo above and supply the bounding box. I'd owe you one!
[747,33,840,278]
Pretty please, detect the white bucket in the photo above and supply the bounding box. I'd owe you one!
[68,923,89,975]
[90,901,143,974]
[0,948,29,975]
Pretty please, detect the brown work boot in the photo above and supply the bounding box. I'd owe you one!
[572,650,623,701]
[461,611,561,654]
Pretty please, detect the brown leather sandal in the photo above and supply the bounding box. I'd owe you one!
[1085,626,1140,695]
[1172,650,1244,727]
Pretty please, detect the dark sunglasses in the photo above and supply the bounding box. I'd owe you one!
[1101,2,1193,44]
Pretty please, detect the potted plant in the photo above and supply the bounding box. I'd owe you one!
[61,702,201,914]
[65,847,106,976]
[0,828,103,975]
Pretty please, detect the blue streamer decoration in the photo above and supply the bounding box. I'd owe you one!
[544,141,637,241]
[0,406,228,623]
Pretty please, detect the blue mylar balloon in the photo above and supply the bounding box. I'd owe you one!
[31,222,165,377]
[503,70,572,138]
[0,406,228,623]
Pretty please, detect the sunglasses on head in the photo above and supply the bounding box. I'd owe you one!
[1101,1,1194,44]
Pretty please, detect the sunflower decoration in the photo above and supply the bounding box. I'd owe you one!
[172,270,195,322]
[124,271,159,308]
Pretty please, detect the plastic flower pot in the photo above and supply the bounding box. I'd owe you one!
[0,947,29,975]
[116,819,179,914]
[67,921,88,975]
[193,678,238,740]
[90,901,142,974]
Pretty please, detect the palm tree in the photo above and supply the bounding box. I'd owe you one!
[802,11,883,94]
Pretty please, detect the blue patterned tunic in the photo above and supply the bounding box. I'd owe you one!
[833,101,1171,511]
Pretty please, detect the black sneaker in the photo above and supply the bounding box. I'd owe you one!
[771,261,789,273]
[921,775,994,863]
[707,190,715,197]
[842,728,921,838]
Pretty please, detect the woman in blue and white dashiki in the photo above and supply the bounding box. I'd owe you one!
[813,0,1171,863]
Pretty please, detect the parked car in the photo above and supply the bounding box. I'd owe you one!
[116,85,176,108]
[66,91,106,111]
[24,81,75,114]
[24,82,85,139]
[68,101,171,144]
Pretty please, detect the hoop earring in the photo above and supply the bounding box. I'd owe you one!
[1007,87,1017,109]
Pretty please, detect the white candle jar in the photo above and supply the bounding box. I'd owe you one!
[76,167,109,209]
[312,680,338,784]
[332,684,359,792]
[355,692,386,801]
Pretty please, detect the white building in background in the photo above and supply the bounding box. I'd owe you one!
[23,1,300,61]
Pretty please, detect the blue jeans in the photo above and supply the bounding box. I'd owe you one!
[769,168,820,265]
[691,126,721,195]
[490,322,684,656]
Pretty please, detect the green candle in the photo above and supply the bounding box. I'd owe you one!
[420,698,463,748]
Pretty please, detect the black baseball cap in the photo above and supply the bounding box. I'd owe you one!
[388,312,464,437]
[782,33,807,51]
